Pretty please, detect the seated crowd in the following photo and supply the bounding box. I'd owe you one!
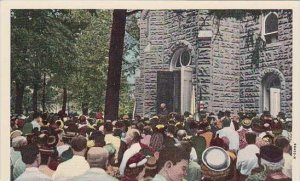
[10,109,292,181]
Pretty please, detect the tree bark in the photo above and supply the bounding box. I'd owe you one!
[104,10,127,121]
[32,84,38,113]
[62,87,67,113]
[15,81,25,114]
[42,73,46,112]
[82,102,89,116]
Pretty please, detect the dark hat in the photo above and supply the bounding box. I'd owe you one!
[258,145,283,163]
[263,111,271,117]
[271,119,284,135]
[251,117,265,133]
[277,112,286,119]
[183,111,191,117]
[217,111,225,119]
[224,110,231,117]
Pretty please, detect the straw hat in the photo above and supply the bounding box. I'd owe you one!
[202,146,230,172]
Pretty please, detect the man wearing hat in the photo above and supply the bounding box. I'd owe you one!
[16,144,52,181]
[72,147,118,180]
[52,135,90,180]
[246,144,290,180]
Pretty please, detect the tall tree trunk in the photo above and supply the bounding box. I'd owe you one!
[32,84,38,113]
[15,81,25,114]
[42,73,46,112]
[104,10,127,121]
[82,102,89,116]
[62,87,67,113]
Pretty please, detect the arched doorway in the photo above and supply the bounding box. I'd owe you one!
[261,73,281,116]
[156,41,194,114]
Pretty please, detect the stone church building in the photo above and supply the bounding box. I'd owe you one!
[134,10,292,118]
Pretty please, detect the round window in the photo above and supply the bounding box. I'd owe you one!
[180,50,191,66]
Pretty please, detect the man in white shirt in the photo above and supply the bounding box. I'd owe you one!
[15,144,51,181]
[52,135,90,180]
[216,117,239,151]
[72,147,118,181]
[119,128,141,176]
[236,132,259,178]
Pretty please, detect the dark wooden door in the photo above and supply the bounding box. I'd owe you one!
[157,71,180,114]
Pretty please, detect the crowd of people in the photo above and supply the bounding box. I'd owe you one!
[10,106,292,181]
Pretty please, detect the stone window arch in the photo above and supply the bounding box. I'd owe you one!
[170,47,192,70]
[263,12,278,44]
[170,40,194,71]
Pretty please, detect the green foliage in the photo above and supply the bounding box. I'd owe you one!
[70,10,112,112]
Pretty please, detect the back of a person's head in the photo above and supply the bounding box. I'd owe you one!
[41,113,48,121]
[143,126,152,135]
[222,117,231,127]
[136,122,145,133]
[12,136,27,149]
[275,136,290,150]
[245,132,257,144]
[21,144,39,165]
[70,135,87,152]
[104,122,113,132]
[166,125,177,136]
[157,143,190,172]
[33,112,41,119]
[87,147,108,169]
[176,129,187,140]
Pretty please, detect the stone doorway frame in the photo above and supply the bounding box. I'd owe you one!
[257,68,286,113]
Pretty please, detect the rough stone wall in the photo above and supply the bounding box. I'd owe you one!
[209,17,241,113]
[135,10,292,118]
[135,11,169,116]
[239,10,292,117]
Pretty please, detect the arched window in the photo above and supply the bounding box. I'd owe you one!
[171,47,191,70]
[263,12,278,44]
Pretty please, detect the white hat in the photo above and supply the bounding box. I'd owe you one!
[202,146,230,172]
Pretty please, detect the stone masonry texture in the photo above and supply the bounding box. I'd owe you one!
[135,10,292,118]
